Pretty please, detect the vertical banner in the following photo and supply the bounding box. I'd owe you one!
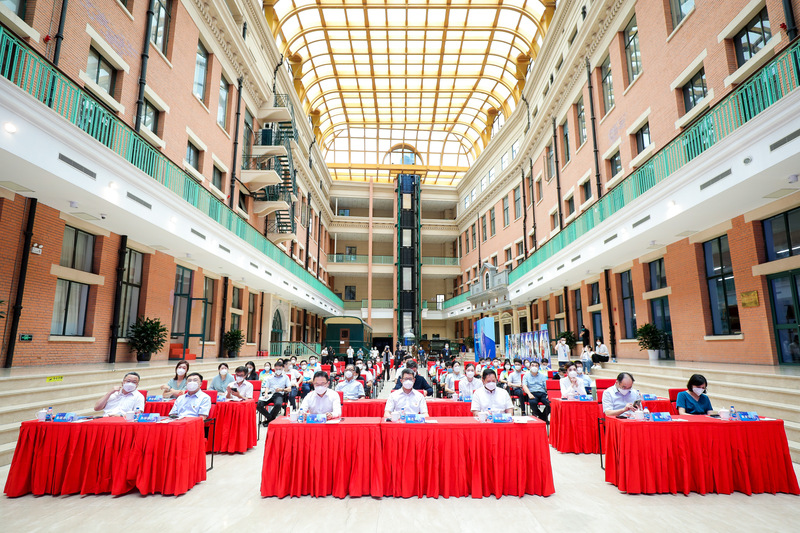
[539,325,551,361]
[521,331,533,360]
[532,331,540,361]
[474,317,496,359]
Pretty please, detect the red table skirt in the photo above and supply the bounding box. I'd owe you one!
[643,398,678,415]
[4,418,206,497]
[341,398,473,418]
[144,401,174,416]
[427,399,474,417]
[381,417,554,499]
[549,399,603,454]
[605,415,800,495]
[261,417,384,498]
[208,400,257,453]
[342,399,385,417]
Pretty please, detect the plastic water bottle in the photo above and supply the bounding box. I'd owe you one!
[299,408,306,423]
[486,407,492,422]
[401,408,406,422]
[47,407,53,421]
[729,405,736,421]
[643,407,650,421]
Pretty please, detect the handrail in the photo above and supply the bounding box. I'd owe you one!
[0,27,341,306]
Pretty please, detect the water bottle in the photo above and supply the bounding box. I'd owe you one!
[486,407,492,422]
[299,408,305,423]
[729,405,736,421]
[47,407,53,421]
[401,408,406,422]
[643,407,650,421]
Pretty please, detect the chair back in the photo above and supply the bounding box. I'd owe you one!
[337,390,344,403]
[201,379,208,390]
[209,391,219,404]
[668,388,683,403]
[595,379,616,389]
[546,380,560,390]
[321,364,332,373]
[454,380,460,393]
[249,380,261,392]
[139,389,148,399]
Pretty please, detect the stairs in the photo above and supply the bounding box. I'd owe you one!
[590,360,800,463]
[169,343,196,360]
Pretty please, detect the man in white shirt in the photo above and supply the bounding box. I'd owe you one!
[355,358,374,396]
[346,346,355,365]
[384,369,428,418]
[556,337,571,370]
[336,364,366,400]
[226,366,254,401]
[458,364,483,398]
[258,361,292,425]
[300,371,341,419]
[575,361,593,392]
[169,373,212,419]
[507,359,525,399]
[470,369,513,415]
[602,372,641,417]
[94,372,145,416]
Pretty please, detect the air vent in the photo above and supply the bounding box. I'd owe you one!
[632,215,650,229]
[218,244,230,253]
[264,270,272,276]
[250,262,258,268]
[604,234,617,244]
[557,264,564,270]
[770,128,800,151]
[58,153,96,179]
[571,255,581,262]
[71,212,99,221]
[283,281,289,286]
[528,282,533,286]
[537,276,544,282]
[700,168,732,191]
[126,192,152,209]
[190,228,206,240]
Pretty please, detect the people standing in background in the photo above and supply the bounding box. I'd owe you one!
[580,326,591,348]
[556,338,570,370]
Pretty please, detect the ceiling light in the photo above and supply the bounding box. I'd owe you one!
[788,174,799,184]
[4,122,17,133]
[108,181,119,189]
[69,201,79,208]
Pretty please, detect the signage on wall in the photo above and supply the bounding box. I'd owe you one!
[46,376,63,383]
[19,334,32,341]
[741,291,759,308]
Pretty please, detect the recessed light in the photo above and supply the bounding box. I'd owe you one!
[4,122,17,133]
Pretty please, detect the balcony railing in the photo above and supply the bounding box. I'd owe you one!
[329,254,394,264]
[0,27,342,307]
[422,256,460,266]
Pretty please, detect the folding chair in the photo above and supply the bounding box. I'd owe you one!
[204,417,217,471]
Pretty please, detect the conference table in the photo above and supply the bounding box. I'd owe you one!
[341,398,473,418]
[604,415,800,495]
[4,418,206,497]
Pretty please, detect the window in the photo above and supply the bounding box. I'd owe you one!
[186,142,200,171]
[389,147,420,165]
[501,153,509,170]
[566,196,575,216]
[3,0,24,16]
[514,186,522,219]
[338,209,350,216]
[489,208,496,236]
[512,141,519,159]
[670,0,694,29]
[649,258,667,290]
[243,109,253,161]
[561,120,570,163]
[503,197,509,226]
[119,248,143,338]
[481,215,487,242]
[576,97,586,146]
[142,99,159,134]
[488,168,495,183]
[682,68,708,112]
[193,42,209,100]
[463,231,469,253]
[635,122,651,154]
[60,226,95,272]
[733,7,771,67]
[535,178,542,202]
[505,248,512,263]
[171,266,192,336]
[581,180,592,203]
[232,287,242,309]
[457,236,462,258]
[491,111,505,138]
[480,176,487,192]
[217,77,229,129]
[763,206,800,261]
[704,235,740,335]
[471,223,477,249]
[150,0,171,55]
[51,280,89,336]
[402,268,412,291]
[623,16,642,83]
[87,48,115,94]
[517,241,524,258]
[590,282,601,305]
[609,151,622,177]
[620,270,637,338]
[546,145,555,179]
[556,294,564,313]
[247,293,256,343]
[212,166,224,191]
[230,313,240,332]
[574,289,584,333]
[550,211,559,230]
[203,277,214,341]
[600,56,614,113]
[238,191,248,214]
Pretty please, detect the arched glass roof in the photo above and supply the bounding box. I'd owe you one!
[268,0,550,185]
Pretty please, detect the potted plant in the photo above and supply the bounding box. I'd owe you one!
[464,336,474,351]
[127,316,168,362]
[635,323,665,361]
[223,329,245,358]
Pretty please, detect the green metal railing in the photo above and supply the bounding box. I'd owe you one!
[330,254,368,263]
[343,301,362,310]
[0,27,342,307]
[372,255,394,264]
[442,292,469,310]
[422,256,460,266]
[268,341,321,358]
[369,299,394,308]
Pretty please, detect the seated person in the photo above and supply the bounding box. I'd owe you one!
[575,361,593,393]
[384,369,429,418]
[677,374,713,415]
[470,369,513,415]
[161,360,190,399]
[259,362,272,379]
[580,346,594,374]
[308,355,321,372]
[169,373,211,419]
[300,371,341,419]
[443,362,464,398]
[336,365,366,400]
[560,362,587,399]
[244,361,259,381]
[498,361,511,389]
[540,358,552,372]
[602,372,641,417]
[355,358,374,396]
[209,363,234,393]
[392,360,434,396]
[298,360,314,397]
[94,372,145,416]
[522,362,550,423]
[258,361,291,426]
[226,366,254,401]
[458,364,483,398]
[507,359,525,399]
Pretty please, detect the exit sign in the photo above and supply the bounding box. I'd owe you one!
[19,334,33,342]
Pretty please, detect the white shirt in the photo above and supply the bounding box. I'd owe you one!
[445,372,464,392]
[103,390,145,415]
[458,376,482,396]
[602,385,641,413]
[227,378,253,400]
[560,376,587,398]
[556,342,570,362]
[300,388,342,418]
[596,343,609,356]
[470,386,513,413]
[359,369,374,383]
[385,388,428,416]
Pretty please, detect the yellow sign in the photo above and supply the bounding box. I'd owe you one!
[741,291,759,308]
[46,376,63,383]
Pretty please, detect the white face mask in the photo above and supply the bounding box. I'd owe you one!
[577,368,584,374]
[176,368,187,376]
[275,370,283,376]
[315,385,328,395]
[530,368,539,375]
[485,381,497,391]
[402,380,414,390]
[514,365,521,372]
[220,369,228,376]
[344,370,354,379]
[236,375,245,383]
[618,387,630,395]
[186,381,199,392]
[466,371,475,379]
[568,371,577,379]
[692,387,705,396]
[122,382,137,393]
[453,366,461,373]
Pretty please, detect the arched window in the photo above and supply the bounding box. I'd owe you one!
[385,144,423,166]
[485,272,490,290]
[270,311,283,343]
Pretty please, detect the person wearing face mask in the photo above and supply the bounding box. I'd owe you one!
[355,359,374,397]
[499,360,512,389]
[458,363,483,398]
[308,357,321,372]
[593,338,610,363]
[336,364,366,400]
[522,362,550,423]
[392,360,434,396]
[603,372,641,417]
[226,366,254,401]
[556,337,571,370]
[259,362,273,379]
[244,361,259,381]
[384,369,429,419]
[162,360,190,399]
[575,362,593,393]
[300,371,341,419]
[470,369,513,415]
[507,358,525,399]
[677,374,713,415]
[444,362,464,398]
[95,372,145,416]
[210,363,235,393]
[169,373,211,419]
[258,361,292,425]
[560,362,587,399]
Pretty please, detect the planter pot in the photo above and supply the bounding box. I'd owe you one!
[136,352,152,362]
[647,349,659,361]
[228,350,238,358]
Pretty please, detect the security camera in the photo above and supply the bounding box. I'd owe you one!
[100,213,107,220]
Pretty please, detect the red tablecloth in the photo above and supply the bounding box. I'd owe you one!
[342,399,385,417]
[208,400,257,453]
[549,399,603,454]
[341,398,473,418]
[261,417,384,498]
[427,399,474,417]
[4,418,206,497]
[604,415,800,495]
[144,401,174,416]
[643,398,678,415]
[381,417,554,498]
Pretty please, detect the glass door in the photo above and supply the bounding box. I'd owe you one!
[768,271,800,364]
[650,297,673,360]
